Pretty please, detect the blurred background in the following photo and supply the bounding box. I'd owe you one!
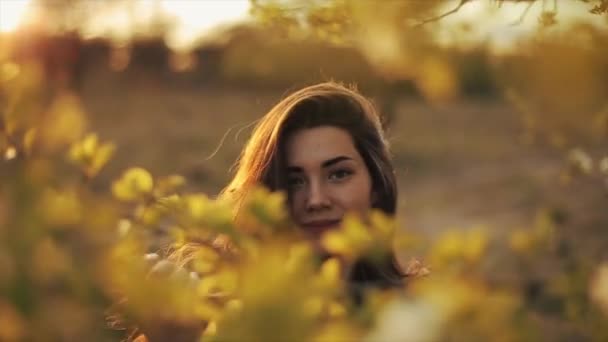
[1,0,607,250]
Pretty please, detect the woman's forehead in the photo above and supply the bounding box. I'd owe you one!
[285,126,362,167]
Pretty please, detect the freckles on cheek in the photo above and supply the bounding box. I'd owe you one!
[345,189,373,213]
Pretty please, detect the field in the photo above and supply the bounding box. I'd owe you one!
[79,61,607,262]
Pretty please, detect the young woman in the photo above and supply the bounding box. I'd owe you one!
[132,82,418,342]
[220,81,405,291]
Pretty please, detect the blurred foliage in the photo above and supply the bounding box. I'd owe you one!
[1,0,608,341]
[249,1,608,141]
[3,37,608,342]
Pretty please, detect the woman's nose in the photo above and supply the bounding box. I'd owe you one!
[306,181,331,211]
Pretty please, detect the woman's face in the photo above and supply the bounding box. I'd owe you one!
[285,126,374,242]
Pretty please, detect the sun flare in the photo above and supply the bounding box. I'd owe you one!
[0,0,33,33]
[159,0,250,50]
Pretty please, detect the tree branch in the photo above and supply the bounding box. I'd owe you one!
[509,0,537,26]
[415,0,471,27]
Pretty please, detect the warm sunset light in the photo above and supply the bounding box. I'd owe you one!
[435,0,607,52]
[160,0,250,50]
[1,0,607,340]
[1,0,604,54]
[78,0,250,49]
[0,0,33,33]
[0,0,249,49]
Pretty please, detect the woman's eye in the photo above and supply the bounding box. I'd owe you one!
[329,169,352,181]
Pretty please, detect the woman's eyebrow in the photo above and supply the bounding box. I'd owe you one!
[321,156,353,168]
[287,155,353,173]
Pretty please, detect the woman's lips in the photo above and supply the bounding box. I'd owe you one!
[301,219,342,236]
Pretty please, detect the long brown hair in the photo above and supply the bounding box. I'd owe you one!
[221,81,405,295]
[221,82,397,214]
[125,83,409,340]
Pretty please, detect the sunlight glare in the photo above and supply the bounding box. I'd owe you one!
[160,0,250,50]
[0,0,33,33]
[434,0,608,53]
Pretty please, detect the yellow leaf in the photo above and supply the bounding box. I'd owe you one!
[203,320,217,336]
[155,175,186,197]
[198,269,238,296]
[313,321,360,342]
[303,296,324,317]
[69,133,115,178]
[244,187,289,230]
[429,230,464,268]
[342,214,372,247]
[82,133,99,157]
[89,142,115,176]
[112,167,154,201]
[327,301,346,318]
[285,242,314,274]
[319,257,342,288]
[322,231,352,257]
[191,246,221,274]
[225,299,243,314]
[184,194,211,221]
[370,210,395,237]
[140,206,161,226]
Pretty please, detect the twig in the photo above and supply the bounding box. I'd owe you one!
[510,0,538,26]
[415,0,471,27]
